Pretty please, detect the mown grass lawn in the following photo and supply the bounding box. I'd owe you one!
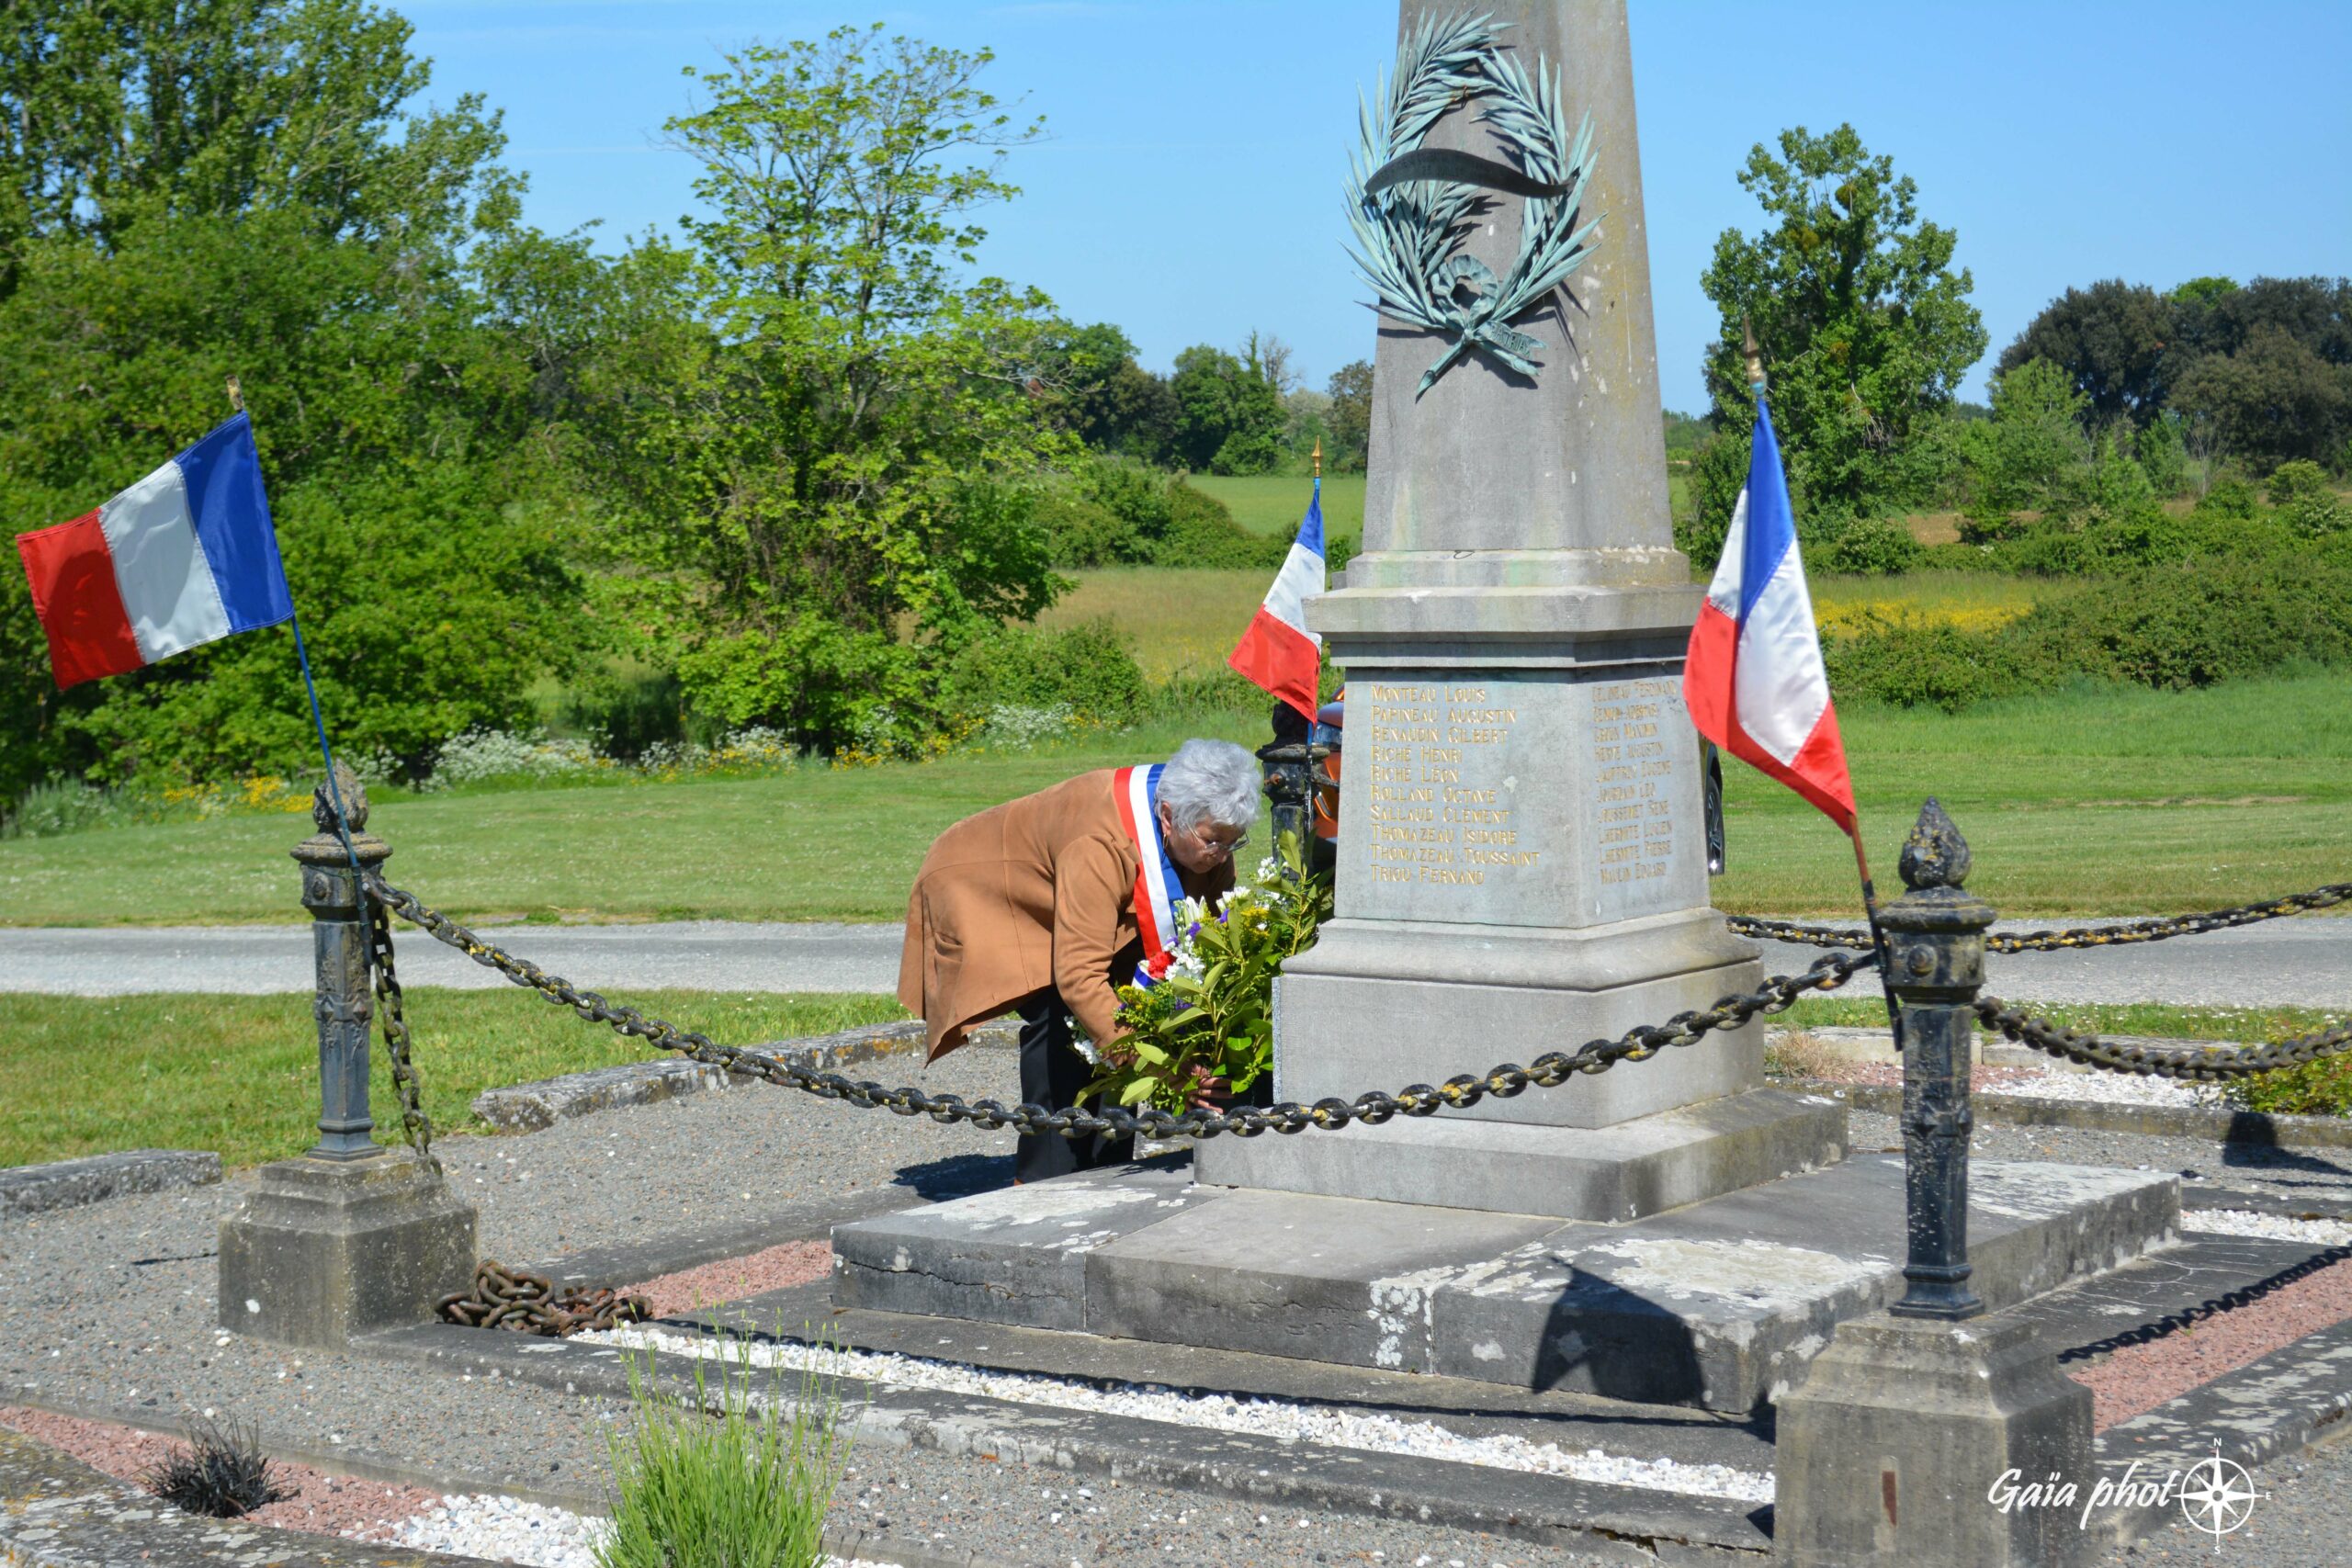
[0,988,910,1169]
[5,671,2349,926]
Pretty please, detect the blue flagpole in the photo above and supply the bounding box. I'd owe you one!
[288,610,362,874]
[229,377,362,876]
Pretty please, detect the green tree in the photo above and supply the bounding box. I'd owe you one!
[1036,321,1175,461]
[1960,358,2090,532]
[564,26,1073,750]
[0,0,575,804]
[1169,341,1284,474]
[1996,280,2173,431]
[2172,323,2351,470]
[0,0,514,292]
[1325,358,1373,472]
[1699,124,1986,530]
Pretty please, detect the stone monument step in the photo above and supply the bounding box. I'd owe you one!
[1196,1084,1849,1221]
[831,1154,2181,1415]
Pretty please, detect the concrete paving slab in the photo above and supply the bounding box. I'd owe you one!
[1083,1186,1563,1368]
[831,1158,1212,1331]
[831,1154,2181,1414]
[1410,1156,2179,1412]
[694,1277,1779,1480]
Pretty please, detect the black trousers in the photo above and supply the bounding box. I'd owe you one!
[1015,990,1135,1182]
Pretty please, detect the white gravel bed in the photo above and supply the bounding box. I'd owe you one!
[580,1325,1777,1505]
[2181,1208,2352,1247]
[1987,1066,2231,1111]
[388,1492,895,1568]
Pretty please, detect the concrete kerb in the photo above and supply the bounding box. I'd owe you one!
[469,1018,1017,1134]
[0,1149,221,1219]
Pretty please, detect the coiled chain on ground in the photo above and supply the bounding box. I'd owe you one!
[1727,881,2352,955]
[437,1260,651,1336]
[365,872,1876,1142]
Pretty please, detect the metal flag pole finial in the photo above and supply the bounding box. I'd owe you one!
[1311,440,1322,479]
[1741,317,1766,396]
[225,375,245,414]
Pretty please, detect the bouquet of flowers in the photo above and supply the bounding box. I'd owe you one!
[1083,830,1334,1112]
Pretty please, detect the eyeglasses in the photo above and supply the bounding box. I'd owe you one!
[1164,810,1249,861]
[1194,828,1250,861]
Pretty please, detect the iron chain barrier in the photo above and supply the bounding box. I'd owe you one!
[362,871,1878,1151]
[365,894,438,1168]
[1973,996,2352,1081]
[1728,880,2352,956]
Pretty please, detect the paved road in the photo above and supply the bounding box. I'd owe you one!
[0,916,2346,1007]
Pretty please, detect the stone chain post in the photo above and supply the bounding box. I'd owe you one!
[1776,799,2094,1568]
[1881,797,1995,1319]
[216,763,475,1348]
[290,762,390,1159]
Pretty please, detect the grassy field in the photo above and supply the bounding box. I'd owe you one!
[1188,473,1364,539]
[0,989,908,1168]
[1042,565,2076,682]
[5,669,2349,926]
[1037,569,1272,680]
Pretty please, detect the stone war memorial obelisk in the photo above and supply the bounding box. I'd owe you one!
[831,0,2176,1416]
[1193,0,1836,1219]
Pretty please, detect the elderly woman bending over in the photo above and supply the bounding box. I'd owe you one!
[897,739,1261,1180]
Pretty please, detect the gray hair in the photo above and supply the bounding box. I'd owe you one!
[1159,739,1261,833]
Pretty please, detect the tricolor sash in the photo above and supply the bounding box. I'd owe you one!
[1112,763,1184,985]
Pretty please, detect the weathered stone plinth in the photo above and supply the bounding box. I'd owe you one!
[219,1149,476,1348]
[832,1155,2178,1414]
[1773,1313,2097,1567]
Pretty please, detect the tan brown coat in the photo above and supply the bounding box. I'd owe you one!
[898,768,1234,1062]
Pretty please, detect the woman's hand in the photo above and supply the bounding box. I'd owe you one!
[1185,1062,1228,1111]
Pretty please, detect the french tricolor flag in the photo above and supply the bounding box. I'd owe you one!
[1227,480,1324,723]
[14,413,292,691]
[1682,400,1856,833]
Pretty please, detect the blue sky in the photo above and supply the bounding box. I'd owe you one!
[400,1,2350,412]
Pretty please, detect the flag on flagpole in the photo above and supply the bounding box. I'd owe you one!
[1682,400,1857,832]
[1227,478,1325,724]
[14,412,292,690]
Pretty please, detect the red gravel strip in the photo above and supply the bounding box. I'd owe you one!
[628,1237,833,1318]
[0,1404,441,1541]
[2067,1253,2352,1429]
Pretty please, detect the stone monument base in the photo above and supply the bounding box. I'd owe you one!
[1196,1085,1847,1221]
[830,1154,2178,1415]
[219,1149,476,1349]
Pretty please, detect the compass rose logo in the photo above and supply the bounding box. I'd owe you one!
[2177,1442,2264,1549]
